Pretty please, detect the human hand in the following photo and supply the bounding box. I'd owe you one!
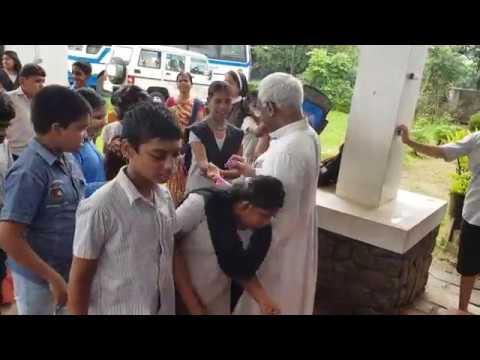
[259,297,281,315]
[225,155,255,177]
[48,272,68,308]
[396,125,411,144]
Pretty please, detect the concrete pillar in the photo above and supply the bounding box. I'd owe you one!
[336,45,428,208]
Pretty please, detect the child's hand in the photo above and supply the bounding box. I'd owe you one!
[206,163,221,181]
[189,303,209,315]
[259,298,281,315]
[225,155,255,177]
[48,272,68,308]
[396,124,410,144]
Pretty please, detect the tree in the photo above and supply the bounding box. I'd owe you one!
[454,45,480,89]
[251,45,321,79]
[302,48,358,113]
[420,46,470,116]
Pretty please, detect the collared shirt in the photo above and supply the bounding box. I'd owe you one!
[175,193,253,315]
[0,138,85,283]
[234,119,321,315]
[73,167,177,315]
[6,87,35,156]
[441,132,480,226]
[72,138,106,197]
[0,140,13,208]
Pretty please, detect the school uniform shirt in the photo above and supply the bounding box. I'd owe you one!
[6,87,35,156]
[72,138,106,197]
[0,138,85,283]
[441,132,480,226]
[176,193,253,315]
[233,119,321,315]
[73,167,177,315]
[0,140,13,209]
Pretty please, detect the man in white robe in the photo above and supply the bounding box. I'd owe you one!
[229,72,321,315]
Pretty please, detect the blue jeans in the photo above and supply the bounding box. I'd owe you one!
[11,272,69,315]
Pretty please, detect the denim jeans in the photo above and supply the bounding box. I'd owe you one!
[11,272,69,315]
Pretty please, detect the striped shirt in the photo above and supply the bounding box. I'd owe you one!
[73,167,177,315]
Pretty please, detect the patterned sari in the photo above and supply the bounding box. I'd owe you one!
[167,98,199,206]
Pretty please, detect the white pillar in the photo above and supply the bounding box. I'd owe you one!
[336,45,428,208]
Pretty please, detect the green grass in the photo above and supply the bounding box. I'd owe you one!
[319,111,349,159]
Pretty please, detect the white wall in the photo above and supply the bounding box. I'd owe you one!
[5,45,68,86]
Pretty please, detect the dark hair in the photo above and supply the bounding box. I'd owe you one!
[19,63,46,79]
[230,175,285,210]
[111,85,151,120]
[122,102,182,149]
[176,71,193,84]
[31,85,92,135]
[0,93,15,128]
[3,51,22,74]
[208,81,231,99]
[73,61,92,77]
[226,70,249,98]
[76,87,106,111]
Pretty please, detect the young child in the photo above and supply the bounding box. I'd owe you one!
[72,88,107,197]
[0,93,15,307]
[174,175,285,315]
[71,61,92,90]
[0,85,90,315]
[241,91,270,165]
[68,102,182,315]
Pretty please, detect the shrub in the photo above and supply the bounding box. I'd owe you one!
[469,112,480,132]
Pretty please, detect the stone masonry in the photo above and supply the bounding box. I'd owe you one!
[314,227,438,315]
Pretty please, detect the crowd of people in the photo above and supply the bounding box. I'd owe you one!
[0,51,320,315]
[0,49,479,315]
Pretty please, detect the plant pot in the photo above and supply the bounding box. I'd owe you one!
[449,191,465,220]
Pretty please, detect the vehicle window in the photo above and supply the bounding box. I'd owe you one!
[138,49,162,69]
[166,53,185,72]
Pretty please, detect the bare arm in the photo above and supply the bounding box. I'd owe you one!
[0,221,67,305]
[68,257,98,315]
[397,125,447,160]
[191,141,209,173]
[173,240,207,315]
[237,275,280,315]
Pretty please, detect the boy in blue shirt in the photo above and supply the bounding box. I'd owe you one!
[73,88,107,197]
[0,85,90,315]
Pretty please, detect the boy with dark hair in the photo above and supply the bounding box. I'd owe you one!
[175,175,285,315]
[68,102,182,315]
[6,63,46,159]
[0,85,91,315]
[71,61,92,90]
[73,88,107,197]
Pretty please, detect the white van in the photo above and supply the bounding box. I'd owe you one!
[104,45,211,102]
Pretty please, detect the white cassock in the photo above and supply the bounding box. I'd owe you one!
[233,119,321,315]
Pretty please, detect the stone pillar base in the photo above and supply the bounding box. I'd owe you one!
[314,227,438,315]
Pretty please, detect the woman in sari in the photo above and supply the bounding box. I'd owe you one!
[166,72,204,206]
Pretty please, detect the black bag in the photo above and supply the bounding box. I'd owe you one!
[318,144,344,187]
